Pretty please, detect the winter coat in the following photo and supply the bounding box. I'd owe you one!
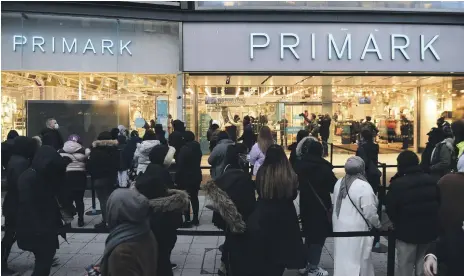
[176,141,203,191]
[106,231,159,276]
[319,117,331,139]
[135,164,186,235]
[203,179,252,276]
[295,154,337,242]
[426,226,464,276]
[122,136,142,170]
[238,124,255,152]
[421,143,435,173]
[16,146,68,252]
[226,125,238,142]
[431,138,456,178]
[134,140,161,174]
[59,141,90,172]
[2,137,37,221]
[288,142,298,169]
[208,129,220,151]
[208,139,234,180]
[206,168,256,232]
[40,127,64,150]
[1,138,15,171]
[168,131,184,160]
[437,172,464,232]
[246,198,307,273]
[249,143,266,176]
[356,141,381,194]
[386,166,440,244]
[87,139,120,187]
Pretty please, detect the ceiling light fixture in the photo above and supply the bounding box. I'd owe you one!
[260,88,274,98]
[286,88,305,98]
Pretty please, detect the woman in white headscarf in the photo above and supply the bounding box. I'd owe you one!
[332,156,380,276]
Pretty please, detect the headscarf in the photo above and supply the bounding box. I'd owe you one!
[100,189,151,276]
[335,156,368,218]
[296,136,318,158]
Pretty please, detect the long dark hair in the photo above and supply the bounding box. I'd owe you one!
[256,145,298,200]
[257,126,274,154]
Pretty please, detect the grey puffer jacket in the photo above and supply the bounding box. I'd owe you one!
[431,138,456,177]
[208,139,234,180]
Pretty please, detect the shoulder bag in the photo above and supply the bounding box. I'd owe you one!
[308,181,332,224]
[345,184,379,232]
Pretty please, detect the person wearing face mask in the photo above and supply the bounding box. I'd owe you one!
[40,118,64,151]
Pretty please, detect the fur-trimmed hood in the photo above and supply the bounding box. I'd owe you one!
[296,136,318,158]
[203,180,246,233]
[92,139,119,148]
[147,189,189,213]
[32,135,42,147]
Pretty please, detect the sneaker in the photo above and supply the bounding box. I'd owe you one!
[191,218,200,226]
[298,266,308,275]
[51,257,60,267]
[308,267,329,276]
[171,263,178,270]
[181,221,193,228]
[94,222,107,229]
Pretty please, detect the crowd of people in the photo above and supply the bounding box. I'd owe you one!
[1,115,463,276]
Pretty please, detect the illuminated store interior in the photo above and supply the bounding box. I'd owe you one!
[1,71,178,142]
[185,75,464,153]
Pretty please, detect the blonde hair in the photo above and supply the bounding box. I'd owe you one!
[257,126,274,154]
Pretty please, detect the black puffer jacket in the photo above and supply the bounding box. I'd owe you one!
[121,136,142,170]
[1,130,19,171]
[16,146,68,251]
[295,154,337,242]
[87,139,120,183]
[356,141,381,194]
[176,141,203,191]
[211,168,256,231]
[386,166,440,244]
[2,137,37,220]
[40,128,64,151]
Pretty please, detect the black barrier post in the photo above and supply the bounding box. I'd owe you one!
[85,180,102,216]
[330,143,334,164]
[387,231,396,276]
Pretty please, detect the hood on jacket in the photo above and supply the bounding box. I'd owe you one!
[148,189,189,213]
[148,144,175,166]
[218,139,234,146]
[92,139,119,148]
[31,145,67,176]
[203,180,246,233]
[63,140,83,154]
[12,136,37,159]
[32,136,42,147]
[7,130,19,140]
[172,120,185,132]
[296,136,318,158]
[138,140,161,155]
[443,137,455,153]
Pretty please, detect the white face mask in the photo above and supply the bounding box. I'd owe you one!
[54,123,59,129]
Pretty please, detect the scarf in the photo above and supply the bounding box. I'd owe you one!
[99,189,151,276]
[336,156,367,218]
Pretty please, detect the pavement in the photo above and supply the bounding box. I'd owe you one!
[2,194,392,276]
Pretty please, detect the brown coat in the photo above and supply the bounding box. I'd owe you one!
[107,231,158,276]
[438,173,464,231]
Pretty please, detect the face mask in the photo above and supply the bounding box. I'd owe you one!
[54,123,59,129]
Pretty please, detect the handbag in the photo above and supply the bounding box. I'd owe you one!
[307,181,332,224]
[345,184,379,233]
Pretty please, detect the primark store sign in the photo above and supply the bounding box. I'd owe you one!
[183,23,464,73]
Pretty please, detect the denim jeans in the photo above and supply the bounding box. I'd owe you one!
[307,238,326,269]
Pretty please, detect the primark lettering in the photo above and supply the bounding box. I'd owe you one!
[250,33,440,61]
[13,35,133,56]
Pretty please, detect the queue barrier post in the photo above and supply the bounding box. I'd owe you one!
[330,142,334,164]
[387,231,396,276]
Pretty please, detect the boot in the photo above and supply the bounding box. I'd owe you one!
[78,217,84,227]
